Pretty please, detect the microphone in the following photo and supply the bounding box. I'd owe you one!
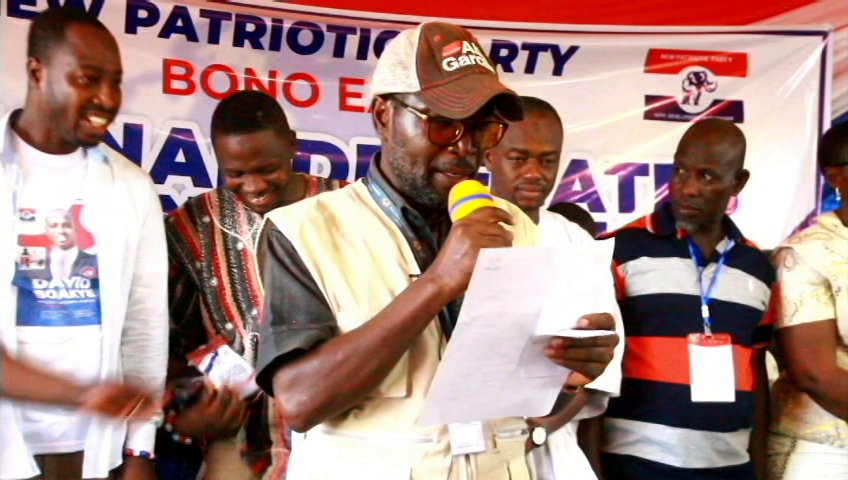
[447,180,496,222]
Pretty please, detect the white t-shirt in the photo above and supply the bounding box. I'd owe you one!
[533,209,624,480]
[11,131,103,455]
[537,209,594,247]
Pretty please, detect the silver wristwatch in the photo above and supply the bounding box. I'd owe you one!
[530,425,548,447]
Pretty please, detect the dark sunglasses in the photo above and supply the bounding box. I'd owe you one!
[390,97,509,149]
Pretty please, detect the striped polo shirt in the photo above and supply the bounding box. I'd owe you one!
[600,202,774,479]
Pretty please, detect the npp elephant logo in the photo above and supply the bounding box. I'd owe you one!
[681,70,717,106]
[643,48,747,123]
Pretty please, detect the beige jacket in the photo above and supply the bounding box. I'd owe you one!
[265,180,538,479]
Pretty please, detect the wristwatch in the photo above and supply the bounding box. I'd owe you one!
[530,424,548,447]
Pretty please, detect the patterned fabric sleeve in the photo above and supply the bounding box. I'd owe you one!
[165,216,210,361]
[773,246,836,329]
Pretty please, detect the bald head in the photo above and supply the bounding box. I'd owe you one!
[670,118,750,235]
[677,118,746,170]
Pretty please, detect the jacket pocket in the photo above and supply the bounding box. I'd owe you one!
[488,425,532,480]
[292,427,439,480]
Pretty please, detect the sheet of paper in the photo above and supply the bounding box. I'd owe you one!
[419,239,617,426]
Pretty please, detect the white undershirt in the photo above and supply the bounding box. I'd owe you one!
[533,210,623,480]
[12,131,103,455]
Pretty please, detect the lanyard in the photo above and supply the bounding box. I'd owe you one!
[364,176,457,339]
[686,238,734,335]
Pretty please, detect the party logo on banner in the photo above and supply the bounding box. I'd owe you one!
[642,49,747,123]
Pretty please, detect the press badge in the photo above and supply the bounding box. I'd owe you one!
[448,421,487,456]
[688,333,735,403]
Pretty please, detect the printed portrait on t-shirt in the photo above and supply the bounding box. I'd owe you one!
[13,202,101,327]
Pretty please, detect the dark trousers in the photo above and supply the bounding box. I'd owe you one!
[31,452,118,480]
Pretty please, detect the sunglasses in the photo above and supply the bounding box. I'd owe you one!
[390,97,508,149]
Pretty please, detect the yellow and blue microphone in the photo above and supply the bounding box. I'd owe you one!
[447,179,497,222]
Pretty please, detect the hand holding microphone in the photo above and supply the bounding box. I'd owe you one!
[423,180,514,298]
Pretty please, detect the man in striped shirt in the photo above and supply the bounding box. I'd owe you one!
[159,90,344,479]
[598,118,774,479]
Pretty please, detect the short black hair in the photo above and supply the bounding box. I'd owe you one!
[519,96,562,129]
[211,90,292,140]
[818,122,848,170]
[27,6,109,61]
[548,202,597,237]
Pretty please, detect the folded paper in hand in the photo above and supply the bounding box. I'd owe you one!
[419,240,616,426]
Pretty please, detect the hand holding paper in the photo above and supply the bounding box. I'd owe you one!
[544,313,618,385]
[419,240,619,426]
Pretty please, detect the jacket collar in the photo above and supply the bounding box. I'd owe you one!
[1,109,109,169]
[651,201,745,242]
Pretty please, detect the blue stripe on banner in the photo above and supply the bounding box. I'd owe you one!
[448,193,494,215]
[605,378,754,432]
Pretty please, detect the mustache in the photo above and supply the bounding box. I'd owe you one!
[676,201,705,210]
[516,180,547,189]
[433,158,478,174]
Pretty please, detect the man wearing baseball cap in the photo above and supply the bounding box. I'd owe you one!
[253,21,618,479]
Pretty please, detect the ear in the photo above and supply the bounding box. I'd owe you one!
[371,96,392,143]
[823,166,846,190]
[27,57,44,88]
[483,149,494,171]
[288,130,298,149]
[733,168,750,195]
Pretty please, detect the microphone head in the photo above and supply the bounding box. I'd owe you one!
[448,180,496,222]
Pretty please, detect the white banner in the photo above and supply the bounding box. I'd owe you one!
[0,0,832,247]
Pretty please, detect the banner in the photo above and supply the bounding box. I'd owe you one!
[0,0,832,247]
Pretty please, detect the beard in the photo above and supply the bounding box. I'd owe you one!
[675,219,698,232]
[384,149,448,211]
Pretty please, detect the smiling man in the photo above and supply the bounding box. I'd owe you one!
[41,209,97,281]
[597,118,775,480]
[161,90,344,479]
[1,6,167,480]
[254,22,619,479]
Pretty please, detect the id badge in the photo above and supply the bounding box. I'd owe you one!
[448,421,487,456]
[687,333,735,403]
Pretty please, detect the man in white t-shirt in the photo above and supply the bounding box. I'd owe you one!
[0,6,167,480]
[485,96,624,480]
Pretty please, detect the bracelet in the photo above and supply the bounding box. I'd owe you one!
[164,410,194,445]
[123,448,155,459]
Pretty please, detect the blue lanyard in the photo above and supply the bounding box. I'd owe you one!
[686,238,735,335]
[364,176,456,340]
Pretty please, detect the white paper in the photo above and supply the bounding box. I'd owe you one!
[689,343,736,402]
[197,344,260,399]
[448,421,487,455]
[419,240,617,426]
